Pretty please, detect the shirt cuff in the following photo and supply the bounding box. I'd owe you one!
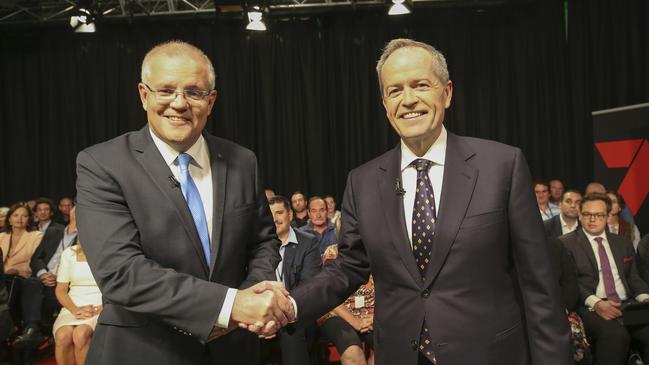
[635,294,649,302]
[36,269,47,278]
[585,295,602,310]
[216,288,238,328]
[288,295,298,322]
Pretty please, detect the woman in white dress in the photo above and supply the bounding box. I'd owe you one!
[53,243,102,365]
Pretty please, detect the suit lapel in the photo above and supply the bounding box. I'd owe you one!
[378,145,422,286]
[282,243,298,290]
[576,230,599,275]
[606,232,629,288]
[133,127,209,276]
[424,133,477,288]
[205,135,227,278]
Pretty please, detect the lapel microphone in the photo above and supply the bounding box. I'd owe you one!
[395,177,406,196]
[169,175,180,188]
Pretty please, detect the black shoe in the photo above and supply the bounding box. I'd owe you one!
[11,327,45,349]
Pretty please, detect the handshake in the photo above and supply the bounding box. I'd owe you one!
[209,281,296,341]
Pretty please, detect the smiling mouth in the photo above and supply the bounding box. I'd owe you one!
[165,116,189,124]
[400,111,427,120]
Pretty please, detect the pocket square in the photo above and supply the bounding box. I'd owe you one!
[623,256,634,264]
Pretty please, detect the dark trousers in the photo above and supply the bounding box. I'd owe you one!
[19,277,60,330]
[579,308,649,365]
[278,323,315,365]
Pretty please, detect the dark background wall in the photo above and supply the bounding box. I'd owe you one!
[0,0,647,214]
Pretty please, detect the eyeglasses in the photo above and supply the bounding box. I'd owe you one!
[581,212,608,220]
[143,83,212,103]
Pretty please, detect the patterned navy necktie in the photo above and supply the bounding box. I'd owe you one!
[177,153,211,267]
[410,158,436,363]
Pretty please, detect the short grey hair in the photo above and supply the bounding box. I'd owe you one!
[141,40,216,90]
[376,38,449,93]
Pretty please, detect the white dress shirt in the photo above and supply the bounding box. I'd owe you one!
[583,229,649,308]
[401,127,446,247]
[150,129,236,328]
[559,214,578,235]
[275,227,298,283]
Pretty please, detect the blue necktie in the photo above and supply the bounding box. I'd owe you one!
[177,153,211,267]
[411,158,436,363]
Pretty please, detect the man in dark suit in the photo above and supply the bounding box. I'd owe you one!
[12,198,65,348]
[560,193,649,364]
[638,234,649,285]
[279,38,572,365]
[76,41,288,365]
[544,189,582,240]
[268,195,321,365]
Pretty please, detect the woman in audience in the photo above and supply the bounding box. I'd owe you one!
[606,190,641,250]
[0,203,43,278]
[0,207,9,232]
[318,244,374,365]
[53,241,102,365]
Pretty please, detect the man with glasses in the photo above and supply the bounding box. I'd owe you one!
[560,193,649,364]
[544,189,582,239]
[76,41,287,365]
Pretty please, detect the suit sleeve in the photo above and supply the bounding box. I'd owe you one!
[507,149,572,365]
[240,157,281,289]
[76,149,227,342]
[291,170,371,322]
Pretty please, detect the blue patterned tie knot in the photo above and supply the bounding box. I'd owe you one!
[177,153,211,267]
[411,158,433,173]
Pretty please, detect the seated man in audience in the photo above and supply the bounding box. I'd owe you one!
[560,193,649,365]
[54,197,74,226]
[13,205,77,348]
[535,180,558,220]
[268,195,321,365]
[301,196,337,254]
[549,179,565,212]
[544,189,582,239]
[291,191,309,228]
[585,181,635,225]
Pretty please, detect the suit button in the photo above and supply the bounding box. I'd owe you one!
[422,289,430,298]
[410,339,418,350]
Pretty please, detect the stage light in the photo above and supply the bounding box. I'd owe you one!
[388,0,410,15]
[246,6,266,31]
[70,7,96,32]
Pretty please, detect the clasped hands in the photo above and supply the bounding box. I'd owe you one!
[209,281,295,341]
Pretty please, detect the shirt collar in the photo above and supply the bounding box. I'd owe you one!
[400,126,447,171]
[39,220,51,232]
[149,128,209,169]
[283,227,298,247]
[582,228,606,243]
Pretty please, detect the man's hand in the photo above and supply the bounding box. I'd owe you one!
[593,300,623,320]
[39,273,57,287]
[231,281,292,337]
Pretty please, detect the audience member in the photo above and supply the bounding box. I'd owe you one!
[301,196,337,254]
[638,235,649,285]
[318,244,374,365]
[0,207,8,232]
[549,179,564,212]
[53,242,102,365]
[585,182,635,225]
[34,198,64,236]
[560,193,649,365]
[606,191,641,250]
[54,197,74,226]
[265,189,276,201]
[544,189,582,239]
[0,203,43,278]
[0,251,14,356]
[534,180,558,220]
[548,238,591,364]
[13,206,77,348]
[291,191,309,228]
[268,195,321,365]
[324,195,342,236]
